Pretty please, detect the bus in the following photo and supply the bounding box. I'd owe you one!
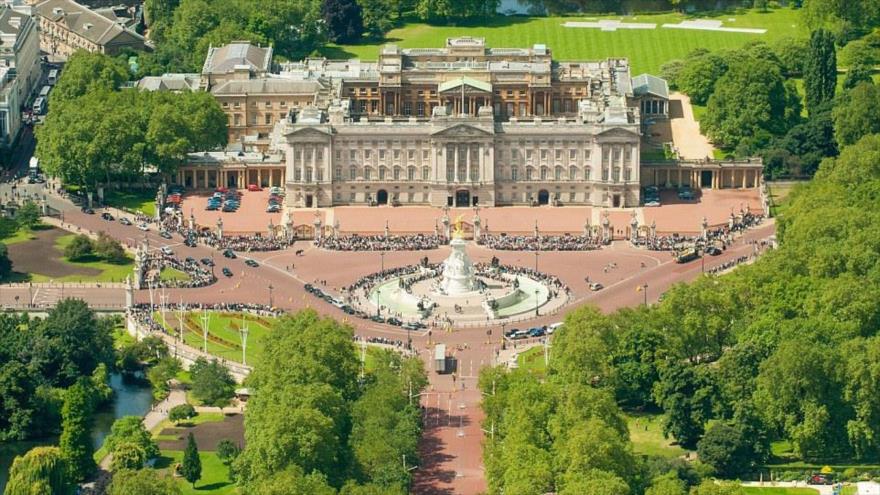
[47,69,58,85]
[32,97,46,115]
[38,85,51,98]
[674,248,699,264]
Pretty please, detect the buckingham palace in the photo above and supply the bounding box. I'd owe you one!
[167,38,760,210]
[271,37,648,209]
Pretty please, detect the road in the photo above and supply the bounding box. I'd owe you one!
[2,185,776,494]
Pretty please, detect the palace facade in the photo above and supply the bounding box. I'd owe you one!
[167,39,762,209]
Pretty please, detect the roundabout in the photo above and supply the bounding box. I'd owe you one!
[354,226,569,325]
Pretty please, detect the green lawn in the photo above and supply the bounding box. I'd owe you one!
[151,412,227,437]
[626,412,692,459]
[324,7,804,75]
[155,451,237,495]
[741,488,820,495]
[155,312,275,365]
[160,267,191,283]
[103,189,157,217]
[516,345,548,375]
[767,181,804,218]
[25,234,134,283]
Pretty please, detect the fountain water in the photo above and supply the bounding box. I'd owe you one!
[439,236,476,295]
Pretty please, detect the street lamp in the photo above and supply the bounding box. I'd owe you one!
[641,283,648,306]
[534,288,539,316]
[200,309,210,354]
[376,289,382,318]
[268,283,274,307]
[380,251,386,272]
[534,251,539,272]
[239,318,249,366]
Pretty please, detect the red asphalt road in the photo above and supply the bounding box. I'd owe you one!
[54,207,775,494]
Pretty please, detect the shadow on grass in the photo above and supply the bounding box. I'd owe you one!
[196,482,233,491]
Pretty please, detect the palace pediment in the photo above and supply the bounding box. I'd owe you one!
[431,123,494,138]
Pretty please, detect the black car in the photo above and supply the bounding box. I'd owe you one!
[304,283,314,292]
[386,317,403,326]
[119,217,132,226]
[245,259,259,267]
[100,212,114,221]
[504,328,520,338]
[184,238,197,247]
[81,207,95,214]
[185,257,196,264]
[370,315,386,323]
[201,258,214,266]
[222,267,233,277]
[222,249,236,259]
[341,305,356,314]
[706,246,722,256]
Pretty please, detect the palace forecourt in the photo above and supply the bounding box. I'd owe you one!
[151,37,762,227]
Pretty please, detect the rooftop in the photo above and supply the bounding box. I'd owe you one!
[33,0,144,46]
[202,42,272,76]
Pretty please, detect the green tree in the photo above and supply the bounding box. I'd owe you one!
[146,357,180,399]
[247,465,336,495]
[108,468,182,495]
[676,52,728,105]
[842,336,880,459]
[0,362,37,441]
[105,416,159,461]
[772,37,809,76]
[0,243,12,281]
[15,201,41,230]
[652,361,715,448]
[701,55,791,149]
[35,299,113,387]
[216,438,241,465]
[322,0,364,43]
[110,442,147,472]
[51,51,129,105]
[4,446,72,495]
[359,0,393,38]
[833,82,880,146]
[64,234,94,261]
[59,378,96,482]
[843,63,874,91]
[697,422,764,478]
[804,29,837,114]
[416,0,499,23]
[180,432,202,487]
[190,357,235,408]
[169,403,196,424]
[646,472,687,495]
[94,232,126,263]
[558,468,630,495]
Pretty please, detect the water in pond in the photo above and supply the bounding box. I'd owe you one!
[0,373,153,491]
[498,0,542,15]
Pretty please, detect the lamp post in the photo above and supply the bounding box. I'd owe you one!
[239,317,249,366]
[534,251,539,272]
[642,283,648,306]
[380,251,386,272]
[534,288,539,316]
[268,283,274,307]
[376,289,382,318]
[200,309,210,354]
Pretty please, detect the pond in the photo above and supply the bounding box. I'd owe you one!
[0,373,153,491]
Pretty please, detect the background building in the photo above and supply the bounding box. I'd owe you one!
[34,0,144,58]
[0,6,40,149]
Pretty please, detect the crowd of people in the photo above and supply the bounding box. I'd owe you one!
[707,255,751,275]
[315,234,444,251]
[638,212,765,251]
[157,213,295,252]
[475,262,571,300]
[141,253,216,289]
[478,234,601,251]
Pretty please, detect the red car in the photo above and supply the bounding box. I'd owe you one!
[247,184,262,191]
[216,186,228,193]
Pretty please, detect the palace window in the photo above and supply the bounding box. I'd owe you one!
[350,150,357,160]
[446,165,454,182]
[624,168,631,181]
[393,167,401,180]
[417,102,425,116]
[511,167,519,181]
[265,114,272,125]
[569,166,577,180]
[379,167,387,180]
[335,166,342,179]
[540,167,548,181]
[526,167,533,181]
[379,149,385,160]
[408,167,416,181]
[349,166,357,180]
[422,167,430,180]
[555,167,563,181]
[403,102,412,115]
[364,167,372,180]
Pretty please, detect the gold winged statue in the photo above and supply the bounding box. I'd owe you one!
[452,215,465,238]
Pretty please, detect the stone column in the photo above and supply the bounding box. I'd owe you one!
[299,146,305,183]
[466,144,472,183]
[454,145,459,183]
[258,169,262,187]
[742,170,747,188]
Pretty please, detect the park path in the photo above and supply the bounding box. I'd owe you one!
[97,388,186,470]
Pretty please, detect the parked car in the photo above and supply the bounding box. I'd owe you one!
[137,223,149,231]
[705,246,722,256]
[222,249,236,259]
[119,217,132,226]
[547,322,563,334]
[222,267,233,277]
[245,259,259,267]
[81,207,95,214]
[677,186,695,200]
[185,256,196,264]
[589,282,604,291]
[159,231,172,239]
[161,246,173,256]
[201,257,214,266]
[527,326,546,337]
[100,212,114,221]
